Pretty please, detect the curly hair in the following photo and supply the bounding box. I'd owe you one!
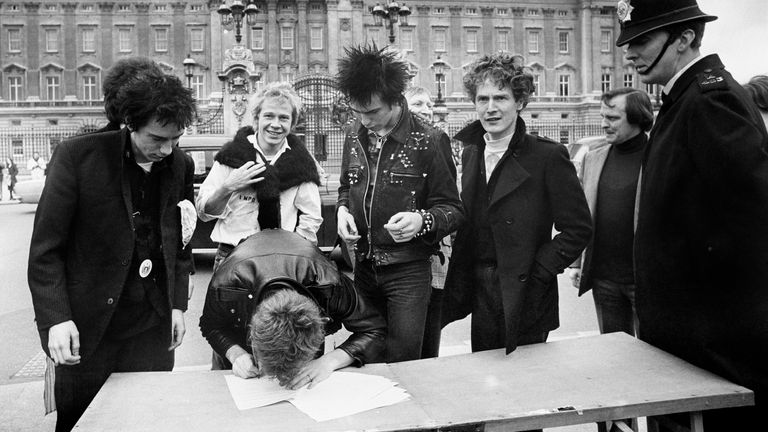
[249,288,325,387]
[102,57,164,126]
[336,44,410,107]
[463,54,535,108]
[118,72,196,131]
[250,81,303,127]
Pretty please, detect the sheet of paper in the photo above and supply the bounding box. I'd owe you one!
[224,371,410,421]
[224,374,297,410]
[290,371,410,422]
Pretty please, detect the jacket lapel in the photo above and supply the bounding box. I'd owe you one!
[118,129,135,231]
[488,156,529,208]
[582,145,610,219]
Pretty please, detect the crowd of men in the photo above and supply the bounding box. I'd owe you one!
[26,1,767,431]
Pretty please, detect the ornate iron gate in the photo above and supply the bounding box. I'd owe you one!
[292,74,349,178]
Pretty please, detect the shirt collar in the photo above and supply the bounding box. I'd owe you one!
[248,133,290,162]
[663,54,704,95]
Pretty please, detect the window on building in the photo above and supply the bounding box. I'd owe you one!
[280,26,294,50]
[559,129,570,144]
[558,74,570,96]
[8,76,23,101]
[528,9,539,16]
[466,29,478,53]
[45,28,59,52]
[310,27,323,50]
[496,30,509,52]
[466,8,477,15]
[434,28,447,52]
[119,28,133,52]
[190,28,204,52]
[601,30,612,53]
[497,8,508,15]
[155,28,168,52]
[559,32,569,53]
[528,31,540,53]
[48,119,59,126]
[155,4,166,11]
[82,4,94,12]
[8,3,19,11]
[191,75,204,99]
[82,28,96,52]
[645,83,656,96]
[434,7,444,14]
[310,3,324,12]
[561,113,569,119]
[82,75,98,101]
[400,28,413,51]
[251,27,264,50]
[12,139,24,156]
[558,10,568,17]
[45,4,57,12]
[601,73,612,93]
[8,28,22,52]
[280,3,292,11]
[367,28,380,44]
[532,74,541,96]
[623,73,634,87]
[280,70,294,83]
[45,75,61,100]
[118,4,131,12]
[190,4,202,12]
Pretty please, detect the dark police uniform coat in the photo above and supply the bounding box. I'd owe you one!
[634,54,768,406]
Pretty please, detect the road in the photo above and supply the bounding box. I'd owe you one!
[0,203,602,431]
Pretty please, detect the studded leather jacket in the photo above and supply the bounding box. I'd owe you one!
[337,107,464,266]
[199,230,386,366]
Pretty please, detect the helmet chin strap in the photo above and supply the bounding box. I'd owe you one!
[638,34,678,76]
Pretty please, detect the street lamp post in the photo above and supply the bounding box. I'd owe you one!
[431,55,448,122]
[183,54,196,90]
[372,1,411,44]
[217,0,261,44]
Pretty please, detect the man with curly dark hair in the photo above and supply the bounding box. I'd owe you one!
[442,53,591,356]
[335,44,463,362]
[100,57,164,132]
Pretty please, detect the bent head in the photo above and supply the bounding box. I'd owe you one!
[248,288,325,387]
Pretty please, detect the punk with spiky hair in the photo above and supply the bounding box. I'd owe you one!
[336,44,410,107]
[335,45,464,364]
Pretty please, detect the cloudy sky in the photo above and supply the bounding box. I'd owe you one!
[697,0,768,83]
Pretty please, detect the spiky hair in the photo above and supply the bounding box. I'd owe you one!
[336,44,410,107]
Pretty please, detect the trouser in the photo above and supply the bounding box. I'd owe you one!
[591,278,639,337]
[354,259,432,363]
[54,323,173,432]
[421,287,444,358]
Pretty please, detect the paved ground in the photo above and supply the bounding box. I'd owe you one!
[0,202,646,432]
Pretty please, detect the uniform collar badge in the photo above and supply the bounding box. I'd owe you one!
[617,0,634,23]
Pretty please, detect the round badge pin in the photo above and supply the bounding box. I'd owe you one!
[139,259,153,278]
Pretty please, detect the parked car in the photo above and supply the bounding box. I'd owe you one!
[13,177,45,204]
[566,135,608,177]
[178,134,339,254]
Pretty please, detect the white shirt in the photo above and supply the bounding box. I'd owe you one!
[663,54,704,96]
[195,137,323,246]
[483,131,514,182]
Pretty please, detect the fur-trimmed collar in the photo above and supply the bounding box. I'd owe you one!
[215,126,320,193]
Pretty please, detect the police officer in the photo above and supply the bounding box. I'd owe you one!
[616,1,768,430]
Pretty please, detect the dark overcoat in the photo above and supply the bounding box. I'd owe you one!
[28,128,194,360]
[634,54,768,402]
[442,119,592,353]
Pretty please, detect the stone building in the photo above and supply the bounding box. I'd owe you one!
[0,0,657,158]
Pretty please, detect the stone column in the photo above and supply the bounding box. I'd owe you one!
[480,6,494,55]
[327,0,339,75]
[267,0,278,81]
[580,2,593,95]
[24,2,41,99]
[135,2,151,57]
[62,3,79,96]
[171,2,187,67]
[297,0,308,75]
[98,2,115,69]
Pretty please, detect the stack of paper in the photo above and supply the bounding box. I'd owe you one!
[224,371,410,421]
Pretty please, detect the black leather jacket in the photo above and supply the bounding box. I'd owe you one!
[199,230,386,366]
[337,106,464,266]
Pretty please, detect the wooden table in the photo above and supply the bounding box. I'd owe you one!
[74,333,753,431]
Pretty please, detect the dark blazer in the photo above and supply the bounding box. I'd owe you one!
[28,128,194,360]
[442,119,592,353]
[634,54,768,400]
